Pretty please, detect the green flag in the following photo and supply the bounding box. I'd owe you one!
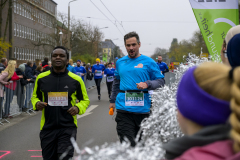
[189,0,239,57]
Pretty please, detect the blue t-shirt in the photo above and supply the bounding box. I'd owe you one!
[104,68,115,76]
[67,64,76,74]
[115,55,164,113]
[92,64,106,79]
[75,66,86,81]
[156,62,168,75]
[104,68,115,82]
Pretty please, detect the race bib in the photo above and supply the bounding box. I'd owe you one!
[76,72,82,77]
[48,92,68,106]
[95,70,102,76]
[125,92,144,106]
[107,76,114,82]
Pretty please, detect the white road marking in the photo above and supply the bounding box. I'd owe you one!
[77,105,98,119]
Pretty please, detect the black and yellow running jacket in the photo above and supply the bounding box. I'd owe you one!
[31,68,90,130]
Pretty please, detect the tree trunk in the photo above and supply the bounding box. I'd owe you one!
[3,5,9,42]
[0,0,3,38]
[0,0,8,38]
[9,0,12,59]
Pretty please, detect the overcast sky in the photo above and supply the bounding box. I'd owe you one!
[54,0,199,57]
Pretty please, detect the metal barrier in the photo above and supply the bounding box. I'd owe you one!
[164,72,176,87]
[0,73,106,125]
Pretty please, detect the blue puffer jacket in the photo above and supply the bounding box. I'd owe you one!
[67,64,76,73]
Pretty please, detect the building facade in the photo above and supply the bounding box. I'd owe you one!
[100,39,116,63]
[2,0,57,63]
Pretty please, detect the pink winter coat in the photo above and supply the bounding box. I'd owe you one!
[174,140,240,160]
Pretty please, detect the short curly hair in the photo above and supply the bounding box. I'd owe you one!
[124,32,140,45]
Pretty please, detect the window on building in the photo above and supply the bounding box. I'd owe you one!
[19,3,21,15]
[14,47,16,58]
[19,48,21,60]
[29,8,32,20]
[17,3,19,14]
[19,24,22,37]
[14,1,16,13]
[22,4,24,15]
[22,25,24,38]
[22,48,25,60]
[14,23,16,36]
[27,49,29,60]
[26,5,29,19]
[16,24,19,37]
[25,26,27,39]
[17,48,19,59]
[24,4,26,17]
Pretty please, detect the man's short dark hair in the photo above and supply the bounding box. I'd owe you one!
[158,55,162,57]
[44,57,48,63]
[1,58,6,64]
[124,32,140,45]
[27,61,33,66]
[51,46,69,59]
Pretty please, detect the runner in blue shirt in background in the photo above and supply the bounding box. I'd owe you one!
[92,58,105,100]
[109,32,164,147]
[156,55,169,76]
[104,63,115,99]
[67,62,76,74]
[74,60,86,81]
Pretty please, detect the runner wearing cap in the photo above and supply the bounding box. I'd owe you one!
[92,58,105,100]
[109,32,164,146]
[104,63,115,99]
[75,60,86,81]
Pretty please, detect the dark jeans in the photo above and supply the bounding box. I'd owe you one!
[4,88,14,116]
[115,112,149,147]
[94,78,102,95]
[106,81,113,97]
[40,128,77,160]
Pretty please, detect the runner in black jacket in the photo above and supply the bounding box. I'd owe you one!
[31,46,90,160]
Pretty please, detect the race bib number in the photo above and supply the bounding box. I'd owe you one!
[48,92,68,106]
[125,92,144,106]
[95,70,102,76]
[76,72,82,77]
[107,76,114,82]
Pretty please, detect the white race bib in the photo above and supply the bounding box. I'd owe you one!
[125,92,144,106]
[48,92,68,106]
[107,76,114,82]
[76,72,82,77]
[95,70,102,76]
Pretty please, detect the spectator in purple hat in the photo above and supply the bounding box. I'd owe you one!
[163,62,240,160]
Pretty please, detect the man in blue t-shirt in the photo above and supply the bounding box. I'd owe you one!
[104,63,115,99]
[156,55,169,76]
[92,58,105,100]
[109,32,164,147]
[74,60,86,81]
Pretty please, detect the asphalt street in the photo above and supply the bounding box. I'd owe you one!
[0,83,118,160]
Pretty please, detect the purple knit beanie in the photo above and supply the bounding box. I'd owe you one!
[177,67,231,126]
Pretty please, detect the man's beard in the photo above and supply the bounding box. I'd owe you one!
[128,51,138,58]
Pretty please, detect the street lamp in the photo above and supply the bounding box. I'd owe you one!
[59,30,63,46]
[68,0,77,60]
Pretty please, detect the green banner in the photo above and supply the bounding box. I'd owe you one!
[189,0,239,57]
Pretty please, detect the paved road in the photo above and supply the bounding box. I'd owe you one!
[0,83,118,160]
